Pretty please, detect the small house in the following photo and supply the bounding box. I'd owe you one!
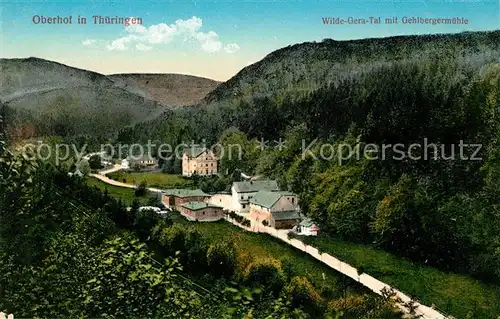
[178,201,224,221]
[161,189,211,210]
[296,218,319,236]
[127,154,157,171]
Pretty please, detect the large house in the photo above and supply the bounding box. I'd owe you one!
[231,180,280,213]
[182,146,218,177]
[162,189,211,210]
[247,190,301,229]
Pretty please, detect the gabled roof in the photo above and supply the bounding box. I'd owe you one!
[249,190,282,209]
[163,189,210,198]
[181,201,223,211]
[299,218,316,227]
[271,211,301,221]
[277,191,296,196]
[127,154,155,162]
[183,146,208,158]
[233,180,279,193]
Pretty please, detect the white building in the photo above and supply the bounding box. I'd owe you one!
[295,218,319,236]
[231,180,279,213]
[121,158,130,169]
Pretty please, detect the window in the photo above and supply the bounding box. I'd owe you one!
[206,169,208,174]
[241,195,243,200]
[206,163,208,167]
[211,163,213,166]
[291,198,295,204]
[242,204,246,209]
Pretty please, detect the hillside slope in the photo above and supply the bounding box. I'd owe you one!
[108,73,219,107]
[203,31,500,104]
[0,57,167,138]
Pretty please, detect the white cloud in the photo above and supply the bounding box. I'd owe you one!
[224,43,240,54]
[136,43,152,51]
[196,31,222,53]
[90,16,237,54]
[82,39,96,46]
[107,35,138,51]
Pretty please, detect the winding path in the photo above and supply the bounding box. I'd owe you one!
[91,168,448,319]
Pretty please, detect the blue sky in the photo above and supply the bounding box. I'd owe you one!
[1,0,499,80]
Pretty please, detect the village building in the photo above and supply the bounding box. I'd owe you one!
[231,180,280,213]
[161,189,211,210]
[247,189,301,229]
[207,192,233,211]
[295,218,319,236]
[123,154,157,171]
[269,211,302,229]
[182,146,218,177]
[177,201,224,221]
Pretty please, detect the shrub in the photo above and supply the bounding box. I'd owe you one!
[135,180,147,197]
[207,241,237,279]
[133,208,159,239]
[245,258,286,295]
[280,256,296,280]
[184,228,208,270]
[284,276,323,314]
[155,224,187,256]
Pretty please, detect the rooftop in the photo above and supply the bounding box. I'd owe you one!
[181,201,223,211]
[163,189,210,198]
[233,180,279,193]
[127,154,155,162]
[249,190,282,208]
[271,211,301,221]
[299,217,316,227]
[183,145,208,158]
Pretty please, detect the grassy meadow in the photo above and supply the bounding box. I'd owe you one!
[86,177,157,206]
[107,170,193,189]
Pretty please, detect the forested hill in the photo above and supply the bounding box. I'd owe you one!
[108,73,219,107]
[0,58,218,141]
[203,31,500,104]
[117,31,500,311]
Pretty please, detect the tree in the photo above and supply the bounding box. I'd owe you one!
[76,159,91,176]
[133,208,159,239]
[88,155,102,170]
[135,180,147,197]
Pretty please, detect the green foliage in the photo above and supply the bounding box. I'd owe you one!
[284,276,324,315]
[76,159,90,176]
[81,236,205,319]
[133,208,160,239]
[134,180,148,197]
[88,154,102,170]
[244,258,286,295]
[206,241,237,279]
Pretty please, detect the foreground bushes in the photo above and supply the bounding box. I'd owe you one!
[244,258,286,295]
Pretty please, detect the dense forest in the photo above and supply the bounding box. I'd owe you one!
[2,30,500,317]
[116,31,500,286]
[0,115,404,318]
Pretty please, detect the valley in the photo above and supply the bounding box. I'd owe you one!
[2,29,500,318]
